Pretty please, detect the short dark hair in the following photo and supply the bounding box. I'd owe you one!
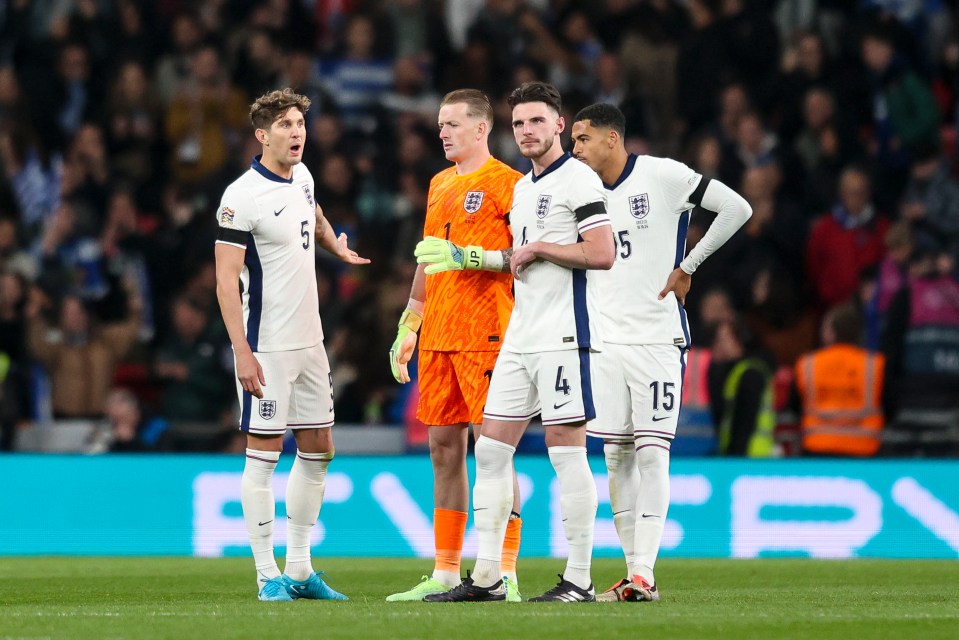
[574,103,626,137]
[250,88,311,130]
[827,303,863,344]
[507,81,562,114]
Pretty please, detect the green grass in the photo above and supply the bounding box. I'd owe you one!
[1,557,957,640]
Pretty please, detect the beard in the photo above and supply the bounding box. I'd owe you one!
[519,134,554,159]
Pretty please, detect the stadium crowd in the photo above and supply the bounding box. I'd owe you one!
[0,0,957,456]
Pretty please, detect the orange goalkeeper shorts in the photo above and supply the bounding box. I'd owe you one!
[416,350,500,426]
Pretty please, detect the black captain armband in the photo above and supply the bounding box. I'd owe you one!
[688,177,712,207]
[574,201,606,222]
[217,227,249,247]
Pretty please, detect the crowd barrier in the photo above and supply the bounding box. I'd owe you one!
[2,455,957,558]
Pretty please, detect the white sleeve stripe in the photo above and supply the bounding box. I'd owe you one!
[215,240,248,249]
[578,217,612,233]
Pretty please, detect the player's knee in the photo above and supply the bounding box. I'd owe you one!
[603,441,635,473]
[475,436,515,476]
[635,436,670,470]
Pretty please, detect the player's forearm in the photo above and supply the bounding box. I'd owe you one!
[680,179,751,275]
[215,282,252,355]
[532,230,614,271]
[314,211,340,256]
[410,264,427,305]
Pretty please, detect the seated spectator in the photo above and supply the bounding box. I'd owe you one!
[794,303,884,457]
[806,165,890,309]
[707,316,776,457]
[88,388,169,453]
[881,241,959,456]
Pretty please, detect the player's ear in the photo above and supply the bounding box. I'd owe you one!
[255,128,269,146]
[609,129,619,149]
[477,119,489,138]
[555,115,565,135]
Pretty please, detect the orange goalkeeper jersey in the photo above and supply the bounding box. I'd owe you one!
[420,157,521,352]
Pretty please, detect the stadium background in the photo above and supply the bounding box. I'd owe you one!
[1,0,958,564]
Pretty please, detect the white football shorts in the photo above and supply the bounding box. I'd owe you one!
[483,348,595,426]
[236,342,334,435]
[586,343,686,442]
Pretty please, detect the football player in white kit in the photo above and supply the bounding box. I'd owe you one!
[214,88,369,602]
[571,103,752,602]
[424,82,615,603]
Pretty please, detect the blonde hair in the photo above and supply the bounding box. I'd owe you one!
[441,89,493,124]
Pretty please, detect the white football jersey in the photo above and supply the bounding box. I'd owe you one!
[503,152,610,353]
[593,154,700,347]
[215,156,322,352]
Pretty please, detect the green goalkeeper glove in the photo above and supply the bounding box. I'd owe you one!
[389,307,423,383]
[415,236,485,274]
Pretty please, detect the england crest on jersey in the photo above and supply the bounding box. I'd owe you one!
[259,400,276,420]
[536,195,552,219]
[464,191,484,213]
[302,184,314,207]
[629,194,650,219]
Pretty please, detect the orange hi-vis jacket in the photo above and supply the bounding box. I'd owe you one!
[795,344,885,456]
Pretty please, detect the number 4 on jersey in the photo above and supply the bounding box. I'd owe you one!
[555,366,571,396]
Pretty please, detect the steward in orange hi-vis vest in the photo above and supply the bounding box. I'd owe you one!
[795,344,885,456]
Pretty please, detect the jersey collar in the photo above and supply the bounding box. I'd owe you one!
[252,155,294,184]
[531,151,572,183]
[605,153,637,190]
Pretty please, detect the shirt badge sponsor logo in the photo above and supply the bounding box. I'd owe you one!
[302,184,315,207]
[219,206,235,226]
[629,194,650,219]
[259,400,277,420]
[464,191,485,214]
[536,195,552,219]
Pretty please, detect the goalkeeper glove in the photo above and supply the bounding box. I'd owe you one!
[389,307,423,383]
[415,236,485,274]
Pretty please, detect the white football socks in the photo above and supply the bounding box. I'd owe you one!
[471,436,516,588]
[632,439,671,586]
[604,442,639,577]
[284,449,333,581]
[241,449,281,587]
[548,446,598,590]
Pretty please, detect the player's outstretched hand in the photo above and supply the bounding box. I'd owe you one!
[335,232,371,265]
[659,267,692,305]
[236,350,266,399]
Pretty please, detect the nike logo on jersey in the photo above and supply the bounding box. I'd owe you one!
[553,400,572,410]
[274,206,287,216]
[258,520,273,526]
[642,513,659,518]
[651,415,669,422]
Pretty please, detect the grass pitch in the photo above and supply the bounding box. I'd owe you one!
[1,557,957,640]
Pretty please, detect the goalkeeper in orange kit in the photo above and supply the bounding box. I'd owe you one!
[388,89,523,602]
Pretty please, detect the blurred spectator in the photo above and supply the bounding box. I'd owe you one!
[806,165,890,309]
[164,44,248,186]
[153,295,230,423]
[708,316,776,456]
[0,215,35,279]
[320,14,395,134]
[104,61,163,191]
[899,143,959,264]
[88,387,169,453]
[26,280,142,419]
[881,243,959,456]
[154,11,206,106]
[0,128,62,240]
[676,0,731,138]
[860,24,940,208]
[794,302,884,457]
